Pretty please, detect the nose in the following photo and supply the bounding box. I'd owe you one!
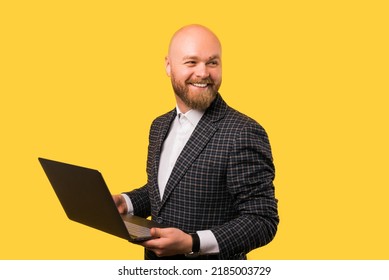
[195,63,210,79]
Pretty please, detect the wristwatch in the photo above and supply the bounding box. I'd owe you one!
[185,233,200,258]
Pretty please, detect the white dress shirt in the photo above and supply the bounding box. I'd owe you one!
[123,106,219,255]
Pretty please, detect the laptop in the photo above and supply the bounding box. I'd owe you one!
[38,157,166,242]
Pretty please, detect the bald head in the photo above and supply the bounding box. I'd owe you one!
[168,24,222,57]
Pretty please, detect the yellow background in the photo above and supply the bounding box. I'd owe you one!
[1,0,388,259]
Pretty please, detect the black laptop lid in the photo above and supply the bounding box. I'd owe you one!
[38,157,131,240]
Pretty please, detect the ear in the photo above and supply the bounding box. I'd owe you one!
[165,56,171,77]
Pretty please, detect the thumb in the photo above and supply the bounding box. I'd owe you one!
[150,227,164,238]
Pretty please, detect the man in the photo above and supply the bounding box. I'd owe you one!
[113,24,278,260]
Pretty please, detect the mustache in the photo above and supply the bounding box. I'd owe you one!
[186,78,214,84]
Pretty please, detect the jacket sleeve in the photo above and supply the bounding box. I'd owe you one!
[211,122,279,259]
[123,184,151,218]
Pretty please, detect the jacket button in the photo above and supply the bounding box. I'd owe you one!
[156,217,163,223]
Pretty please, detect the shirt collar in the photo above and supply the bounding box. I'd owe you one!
[176,106,205,127]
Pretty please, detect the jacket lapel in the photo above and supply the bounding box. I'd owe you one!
[159,94,227,208]
[152,109,177,204]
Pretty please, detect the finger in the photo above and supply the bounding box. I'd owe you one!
[140,235,160,247]
[140,239,160,251]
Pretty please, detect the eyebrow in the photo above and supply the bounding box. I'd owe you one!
[182,55,221,61]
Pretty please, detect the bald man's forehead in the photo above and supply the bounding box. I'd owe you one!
[169,46,221,65]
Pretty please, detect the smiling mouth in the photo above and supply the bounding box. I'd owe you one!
[191,83,208,88]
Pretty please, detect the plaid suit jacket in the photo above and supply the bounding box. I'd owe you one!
[126,94,279,259]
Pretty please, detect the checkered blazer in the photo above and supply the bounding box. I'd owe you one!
[126,94,279,259]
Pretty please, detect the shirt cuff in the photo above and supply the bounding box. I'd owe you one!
[121,194,134,214]
[196,230,220,255]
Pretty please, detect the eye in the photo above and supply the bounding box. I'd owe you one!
[184,61,196,66]
[207,60,219,67]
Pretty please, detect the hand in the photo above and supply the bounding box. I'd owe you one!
[112,194,128,214]
[140,228,193,257]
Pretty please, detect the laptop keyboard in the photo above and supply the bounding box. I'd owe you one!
[124,221,151,237]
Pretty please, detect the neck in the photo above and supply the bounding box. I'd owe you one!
[174,95,191,114]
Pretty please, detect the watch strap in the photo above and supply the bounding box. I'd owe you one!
[190,232,200,253]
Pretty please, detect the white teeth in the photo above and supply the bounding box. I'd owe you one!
[192,83,208,88]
